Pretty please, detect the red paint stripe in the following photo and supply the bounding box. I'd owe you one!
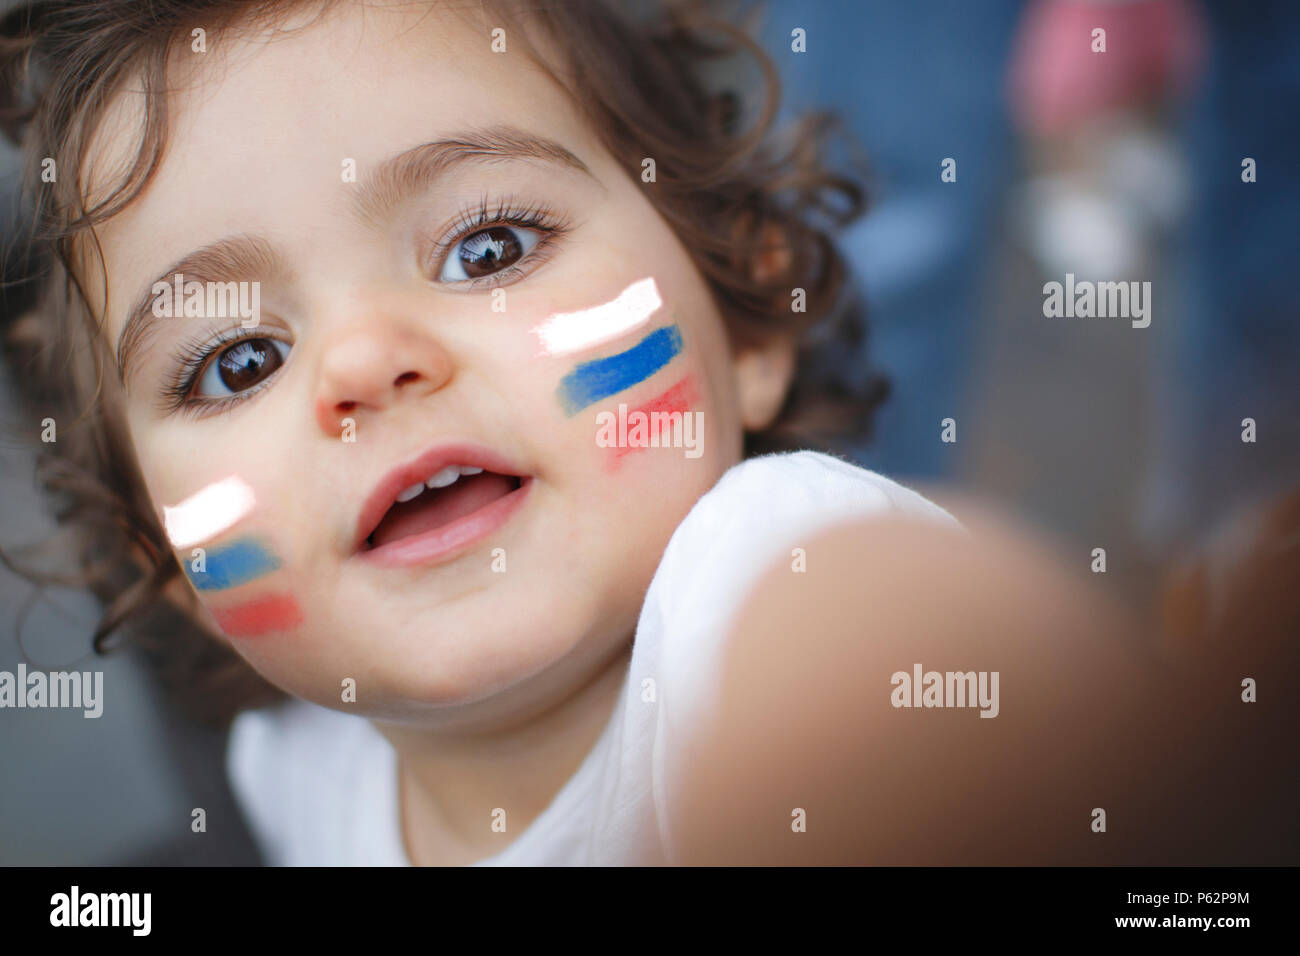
[212,593,303,637]
[613,375,700,458]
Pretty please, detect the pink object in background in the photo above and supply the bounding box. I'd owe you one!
[1006,0,1207,137]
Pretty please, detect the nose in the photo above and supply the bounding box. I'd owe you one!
[313,317,454,436]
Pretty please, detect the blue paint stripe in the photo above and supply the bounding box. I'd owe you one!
[557,324,683,415]
[186,537,281,590]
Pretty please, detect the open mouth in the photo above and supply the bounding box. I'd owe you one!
[366,467,523,549]
[355,445,533,567]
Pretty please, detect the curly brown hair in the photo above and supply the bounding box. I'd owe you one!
[0,0,886,727]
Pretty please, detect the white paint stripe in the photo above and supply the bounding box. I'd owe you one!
[531,277,662,356]
[163,475,256,547]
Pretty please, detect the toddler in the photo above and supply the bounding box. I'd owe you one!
[4,0,1288,866]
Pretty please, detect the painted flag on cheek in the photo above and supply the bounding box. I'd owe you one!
[556,324,684,415]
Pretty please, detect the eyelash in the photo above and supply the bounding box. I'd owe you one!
[160,325,289,420]
[427,194,570,289]
[159,196,570,419]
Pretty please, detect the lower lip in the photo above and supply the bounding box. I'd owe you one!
[355,477,533,569]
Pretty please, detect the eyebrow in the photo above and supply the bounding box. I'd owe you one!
[116,125,597,389]
[350,124,597,230]
[117,236,287,387]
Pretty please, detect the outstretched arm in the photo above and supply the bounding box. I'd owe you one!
[663,508,1293,865]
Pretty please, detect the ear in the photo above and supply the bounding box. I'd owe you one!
[733,334,797,431]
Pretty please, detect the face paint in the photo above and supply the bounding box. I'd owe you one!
[185,537,282,590]
[557,323,683,415]
[531,277,662,356]
[163,475,256,547]
[167,480,294,633]
[603,374,702,464]
[211,593,304,638]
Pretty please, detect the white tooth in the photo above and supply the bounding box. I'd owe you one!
[458,466,484,475]
[426,466,461,489]
[395,482,425,503]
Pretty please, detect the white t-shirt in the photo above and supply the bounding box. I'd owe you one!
[226,450,958,865]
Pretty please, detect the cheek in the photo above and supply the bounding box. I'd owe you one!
[531,275,663,359]
[182,535,305,639]
[184,535,280,590]
[520,275,735,473]
[208,592,305,638]
[497,277,683,455]
[595,373,702,472]
[162,474,256,546]
[161,475,305,639]
[552,317,702,473]
[556,323,683,416]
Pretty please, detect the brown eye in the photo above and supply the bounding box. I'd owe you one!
[200,338,287,396]
[440,225,541,281]
[456,226,523,277]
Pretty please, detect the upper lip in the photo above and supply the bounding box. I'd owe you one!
[352,441,529,552]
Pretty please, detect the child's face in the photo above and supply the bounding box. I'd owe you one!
[79,2,780,719]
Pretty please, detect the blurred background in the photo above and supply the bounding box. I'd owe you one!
[2,0,1297,864]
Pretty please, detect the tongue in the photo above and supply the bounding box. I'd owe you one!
[369,473,516,549]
